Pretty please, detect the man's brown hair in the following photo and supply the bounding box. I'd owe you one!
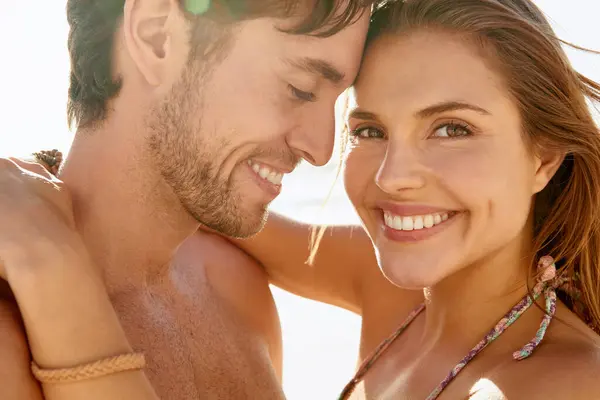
[66,0,377,129]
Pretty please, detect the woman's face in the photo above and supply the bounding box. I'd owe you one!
[344,30,559,289]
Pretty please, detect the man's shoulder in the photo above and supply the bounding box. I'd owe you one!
[176,231,283,374]
[179,230,270,282]
[182,230,275,320]
[0,296,44,399]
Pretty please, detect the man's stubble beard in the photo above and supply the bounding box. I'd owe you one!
[145,63,268,238]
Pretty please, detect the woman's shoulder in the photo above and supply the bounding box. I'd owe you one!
[504,347,600,398]
[497,314,600,399]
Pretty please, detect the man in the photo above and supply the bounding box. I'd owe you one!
[0,0,372,398]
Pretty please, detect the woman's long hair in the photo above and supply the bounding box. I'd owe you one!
[313,0,600,331]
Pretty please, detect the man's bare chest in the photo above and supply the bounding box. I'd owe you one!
[109,274,279,400]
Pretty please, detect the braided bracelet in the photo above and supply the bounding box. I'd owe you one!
[32,353,146,384]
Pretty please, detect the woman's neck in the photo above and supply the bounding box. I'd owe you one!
[420,236,536,351]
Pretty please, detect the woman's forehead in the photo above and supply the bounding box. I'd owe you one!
[351,31,514,119]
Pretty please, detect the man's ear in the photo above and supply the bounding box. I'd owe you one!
[532,146,565,194]
[122,0,187,86]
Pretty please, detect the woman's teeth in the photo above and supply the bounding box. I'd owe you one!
[248,161,284,185]
[383,211,450,231]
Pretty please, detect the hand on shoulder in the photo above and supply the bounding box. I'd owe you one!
[0,157,84,279]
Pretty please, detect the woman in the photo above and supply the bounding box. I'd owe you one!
[233,0,600,398]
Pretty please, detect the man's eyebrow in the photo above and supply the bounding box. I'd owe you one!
[416,101,491,118]
[285,57,346,85]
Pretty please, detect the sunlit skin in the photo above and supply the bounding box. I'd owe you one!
[344,30,555,291]
[0,1,370,399]
[61,10,368,399]
[132,11,367,238]
[339,30,595,399]
[342,30,569,398]
[232,28,600,399]
[64,4,367,292]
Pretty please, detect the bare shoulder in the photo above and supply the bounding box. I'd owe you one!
[180,231,282,375]
[186,231,278,317]
[534,335,600,398]
[537,309,600,396]
[497,328,600,399]
[0,294,44,400]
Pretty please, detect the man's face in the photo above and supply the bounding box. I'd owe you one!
[145,16,368,238]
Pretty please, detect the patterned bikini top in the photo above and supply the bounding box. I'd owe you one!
[338,256,566,400]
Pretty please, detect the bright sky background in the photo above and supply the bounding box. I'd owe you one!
[1,1,599,399]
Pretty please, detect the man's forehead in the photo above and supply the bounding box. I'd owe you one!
[282,12,370,82]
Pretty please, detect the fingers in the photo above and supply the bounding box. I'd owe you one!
[0,158,43,183]
[0,157,19,170]
[4,159,63,194]
[0,158,60,199]
[8,158,56,181]
[0,157,75,227]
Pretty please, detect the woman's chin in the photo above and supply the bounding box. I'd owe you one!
[378,257,453,290]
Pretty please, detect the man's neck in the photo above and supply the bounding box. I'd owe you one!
[58,123,199,294]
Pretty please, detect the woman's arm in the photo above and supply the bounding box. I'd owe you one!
[8,248,158,400]
[0,158,159,400]
[231,213,379,313]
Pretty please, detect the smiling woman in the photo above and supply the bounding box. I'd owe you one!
[233,0,600,398]
[339,0,600,395]
[3,1,600,399]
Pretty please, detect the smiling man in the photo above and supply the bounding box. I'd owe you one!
[0,0,372,399]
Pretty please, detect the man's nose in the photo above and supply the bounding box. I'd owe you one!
[287,106,336,167]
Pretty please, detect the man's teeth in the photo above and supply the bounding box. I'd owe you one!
[248,161,284,185]
[383,211,450,231]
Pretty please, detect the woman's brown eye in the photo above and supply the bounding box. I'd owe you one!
[350,127,384,139]
[432,123,472,138]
